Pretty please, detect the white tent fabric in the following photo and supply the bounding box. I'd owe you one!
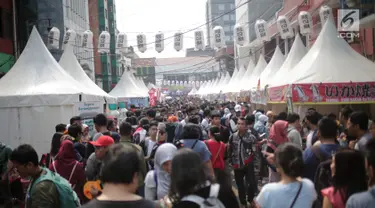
[59,46,117,103]
[208,77,220,94]
[270,34,307,87]
[130,73,148,95]
[218,72,231,92]
[197,81,208,95]
[290,19,375,84]
[248,55,268,89]
[0,27,104,155]
[188,86,198,95]
[109,70,148,99]
[259,46,285,88]
[136,77,149,94]
[147,82,156,90]
[212,74,227,94]
[0,27,104,107]
[201,80,213,95]
[222,68,240,93]
[239,58,255,89]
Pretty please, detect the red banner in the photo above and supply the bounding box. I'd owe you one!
[148,88,157,107]
[269,82,375,103]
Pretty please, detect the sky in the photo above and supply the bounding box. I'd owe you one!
[115,0,207,58]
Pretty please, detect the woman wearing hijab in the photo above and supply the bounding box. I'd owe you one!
[144,143,177,202]
[49,140,86,203]
[254,114,269,138]
[266,120,289,183]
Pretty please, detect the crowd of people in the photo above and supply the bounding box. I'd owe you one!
[1,100,375,208]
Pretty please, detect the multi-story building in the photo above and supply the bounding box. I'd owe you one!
[63,0,95,81]
[132,58,156,85]
[206,0,236,47]
[235,0,283,67]
[0,0,15,74]
[89,0,119,92]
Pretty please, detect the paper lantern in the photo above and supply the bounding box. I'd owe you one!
[81,30,93,51]
[234,24,246,46]
[155,32,164,53]
[298,11,313,35]
[137,34,147,53]
[98,31,110,53]
[116,32,127,54]
[277,16,294,39]
[174,32,183,51]
[213,26,225,49]
[194,30,204,50]
[255,19,270,42]
[47,27,60,50]
[319,5,333,25]
[62,29,77,50]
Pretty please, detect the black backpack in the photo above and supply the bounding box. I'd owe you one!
[312,145,333,208]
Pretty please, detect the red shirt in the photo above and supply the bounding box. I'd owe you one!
[205,140,226,170]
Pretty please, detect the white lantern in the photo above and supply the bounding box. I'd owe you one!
[213,26,225,49]
[194,30,204,50]
[81,30,93,51]
[47,27,60,50]
[298,11,313,35]
[137,34,147,53]
[255,19,270,42]
[155,32,164,53]
[319,5,333,25]
[277,15,294,39]
[174,32,183,51]
[234,24,246,46]
[116,32,127,54]
[62,29,77,50]
[98,31,110,53]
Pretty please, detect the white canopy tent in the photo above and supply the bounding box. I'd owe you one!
[258,46,285,89]
[59,46,117,103]
[200,80,214,95]
[218,72,231,92]
[248,54,268,90]
[289,18,375,84]
[196,81,206,95]
[0,27,104,155]
[136,77,149,94]
[208,77,221,94]
[239,58,255,89]
[109,70,148,99]
[222,69,238,91]
[223,68,244,93]
[130,73,148,95]
[147,82,157,90]
[212,74,227,94]
[270,34,307,87]
[188,86,198,95]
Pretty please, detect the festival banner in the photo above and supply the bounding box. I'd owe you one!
[149,88,157,107]
[250,89,268,105]
[269,82,375,104]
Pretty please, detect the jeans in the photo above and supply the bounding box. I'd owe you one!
[234,162,257,205]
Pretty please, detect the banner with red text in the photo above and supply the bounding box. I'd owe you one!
[269,82,375,104]
[148,88,157,107]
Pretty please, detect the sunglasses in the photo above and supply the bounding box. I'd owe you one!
[158,131,166,135]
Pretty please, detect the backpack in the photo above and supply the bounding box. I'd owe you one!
[181,184,225,208]
[51,161,79,189]
[312,146,332,208]
[27,168,80,208]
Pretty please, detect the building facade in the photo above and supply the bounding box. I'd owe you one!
[63,0,95,81]
[185,47,215,57]
[89,0,119,92]
[206,0,236,47]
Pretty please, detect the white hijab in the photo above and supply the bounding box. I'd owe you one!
[155,143,177,199]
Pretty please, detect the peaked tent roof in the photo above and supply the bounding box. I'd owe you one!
[240,58,255,89]
[129,73,148,95]
[259,46,285,88]
[290,18,375,84]
[0,27,103,108]
[248,54,268,89]
[223,68,241,93]
[270,34,307,87]
[59,46,116,103]
[109,70,148,99]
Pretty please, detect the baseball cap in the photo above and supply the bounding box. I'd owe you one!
[89,135,114,147]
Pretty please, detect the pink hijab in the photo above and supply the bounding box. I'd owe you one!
[267,120,289,151]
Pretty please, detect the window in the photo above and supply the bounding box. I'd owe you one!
[231,14,235,20]
[223,15,229,21]
[218,4,225,11]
